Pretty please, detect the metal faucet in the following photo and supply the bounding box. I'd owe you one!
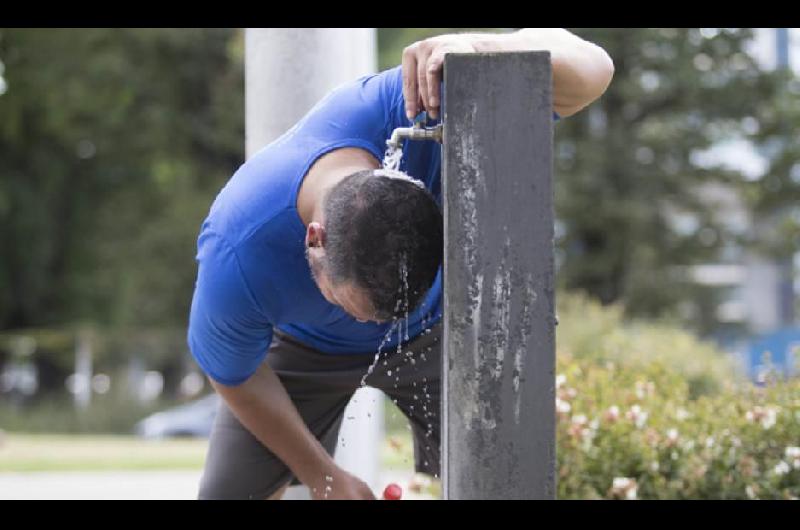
[387,121,443,150]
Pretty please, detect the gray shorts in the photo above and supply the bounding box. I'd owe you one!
[197,323,442,499]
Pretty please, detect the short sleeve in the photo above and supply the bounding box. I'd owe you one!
[290,66,406,151]
[187,230,273,386]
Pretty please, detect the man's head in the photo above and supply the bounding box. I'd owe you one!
[305,169,443,323]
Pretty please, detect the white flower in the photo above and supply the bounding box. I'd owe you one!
[705,436,715,449]
[605,405,620,422]
[626,405,648,428]
[556,398,571,414]
[675,408,690,421]
[746,485,757,499]
[556,374,566,389]
[746,405,780,429]
[761,408,777,429]
[786,447,800,469]
[611,477,637,500]
[667,428,679,443]
[572,414,588,426]
[774,461,791,476]
[650,461,660,472]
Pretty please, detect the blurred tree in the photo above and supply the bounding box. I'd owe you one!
[0,28,792,340]
[0,28,244,330]
[553,29,785,327]
[378,28,503,70]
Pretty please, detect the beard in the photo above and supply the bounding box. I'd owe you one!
[305,246,324,284]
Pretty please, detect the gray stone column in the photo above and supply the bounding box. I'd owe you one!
[442,52,556,499]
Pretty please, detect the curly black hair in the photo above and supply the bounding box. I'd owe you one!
[322,169,443,321]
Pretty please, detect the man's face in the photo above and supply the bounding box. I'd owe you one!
[305,237,383,323]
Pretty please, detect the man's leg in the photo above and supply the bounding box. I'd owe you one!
[198,332,356,500]
[266,483,291,500]
[367,324,442,478]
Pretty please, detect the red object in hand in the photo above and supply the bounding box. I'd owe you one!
[383,483,403,500]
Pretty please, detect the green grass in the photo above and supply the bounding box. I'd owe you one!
[0,433,208,472]
[0,396,417,473]
[382,397,415,470]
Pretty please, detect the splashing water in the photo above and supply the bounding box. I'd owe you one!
[360,319,399,387]
[382,144,403,171]
[400,257,410,342]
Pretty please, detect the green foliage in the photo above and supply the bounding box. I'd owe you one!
[556,293,800,499]
[554,29,786,329]
[0,29,244,330]
[0,391,188,434]
[557,292,741,398]
[377,28,505,70]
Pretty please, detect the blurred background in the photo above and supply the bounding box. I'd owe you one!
[0,28,798,499]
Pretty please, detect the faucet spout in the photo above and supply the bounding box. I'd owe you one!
[387,122,443,150]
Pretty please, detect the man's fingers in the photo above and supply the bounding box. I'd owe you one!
[426,48,447,119]
[402,46,419,121]
[416,43,434,120]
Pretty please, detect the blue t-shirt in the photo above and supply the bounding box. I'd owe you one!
[188,65,560,386]
[188,66,445,386]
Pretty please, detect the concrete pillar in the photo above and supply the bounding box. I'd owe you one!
[442,52,556,499]
[74,329,93,410]
[244,28,384,498]
[245,28,376,158]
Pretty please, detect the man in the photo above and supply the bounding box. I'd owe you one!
[189,28,614,500]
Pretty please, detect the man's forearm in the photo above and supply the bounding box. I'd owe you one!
[209,362,335,491]
[451,29,615,117]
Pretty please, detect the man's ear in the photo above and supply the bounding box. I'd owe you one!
[306,222,326,248]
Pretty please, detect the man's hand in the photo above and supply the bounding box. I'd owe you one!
[401,29,614,120]
[402,35,475,121]
[308,466,376,500]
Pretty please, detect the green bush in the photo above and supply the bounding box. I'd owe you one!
[556,293,800,499]
[557,293,742,398]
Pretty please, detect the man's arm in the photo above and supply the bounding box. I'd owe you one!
[189,232,374,500]
[209,362,376,500]
[401,28,615,120]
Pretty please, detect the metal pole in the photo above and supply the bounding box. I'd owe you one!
[442,52,556,499]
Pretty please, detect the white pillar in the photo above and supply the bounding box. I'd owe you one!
[245,28,384,498]
[245,28,377,158]
[74,330,93,410]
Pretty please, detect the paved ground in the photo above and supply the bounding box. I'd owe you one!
[0,469,433,500]
[0,470,204,500]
